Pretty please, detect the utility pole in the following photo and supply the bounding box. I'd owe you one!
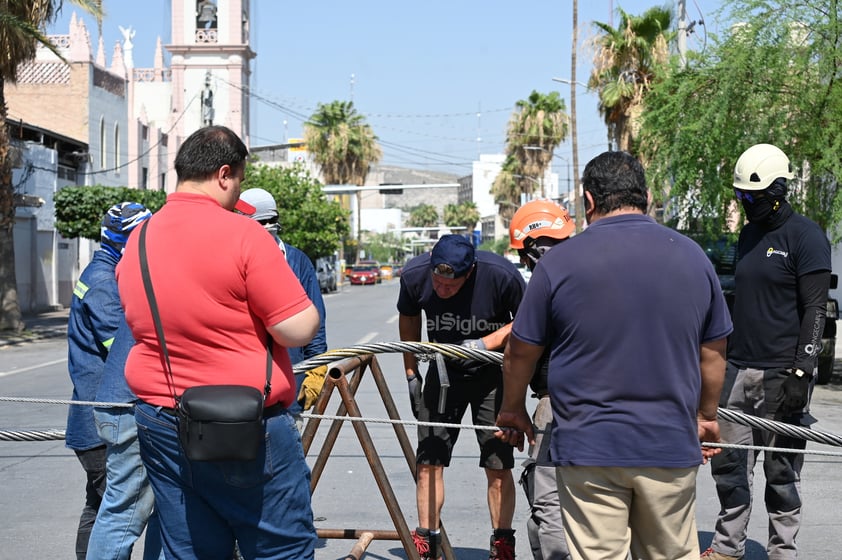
[571,0,582,230]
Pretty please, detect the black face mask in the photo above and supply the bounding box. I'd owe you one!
[519,237,563,270]
[742,196,778,223]
[740,178,787,224]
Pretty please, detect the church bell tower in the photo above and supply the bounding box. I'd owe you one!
[167,0,254,145]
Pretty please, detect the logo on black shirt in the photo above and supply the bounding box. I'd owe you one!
[426,312,507,335]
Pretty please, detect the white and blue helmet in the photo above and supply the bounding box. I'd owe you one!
[100,201,152,259]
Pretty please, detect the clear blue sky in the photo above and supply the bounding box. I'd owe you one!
[50,0,720,178]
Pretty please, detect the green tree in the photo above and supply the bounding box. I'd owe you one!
[406,203,438,228]
[244,162,349,259]
[639,0,842,239]
[589,6,674,154]
[54,186,166,239]
[492,91,568,224]
[479,236,511,256]
[491,156,524,222]
[360,231,404,263]
[303,100,382,186]
[443,201,480,233]
[0,0,103,331]
[506,91,568,189]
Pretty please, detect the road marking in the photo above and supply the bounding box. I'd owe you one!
[357,332,377,344]
[0,358,67,378]
[386,314,398,324]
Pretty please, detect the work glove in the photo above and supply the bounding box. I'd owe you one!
[407,373,423,419]
[297,365,328,410]
[459,338,487,350]
[778,368,811,412]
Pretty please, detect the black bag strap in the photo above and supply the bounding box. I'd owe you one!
[137,220,273,401]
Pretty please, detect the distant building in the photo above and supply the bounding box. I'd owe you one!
[6,0,253,311]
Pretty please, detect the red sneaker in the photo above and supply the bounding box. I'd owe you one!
[700,547,742,560]
[489,532,515,560]
[412,529,441,560]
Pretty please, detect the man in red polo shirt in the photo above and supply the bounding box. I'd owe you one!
[116,125,320,559]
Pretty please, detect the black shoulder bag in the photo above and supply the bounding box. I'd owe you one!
[138,220,272,462]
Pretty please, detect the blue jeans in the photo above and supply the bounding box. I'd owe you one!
[134,402,316,560]
[88,407,163,560]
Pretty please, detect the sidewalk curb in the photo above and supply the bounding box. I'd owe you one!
[0,310,69,348]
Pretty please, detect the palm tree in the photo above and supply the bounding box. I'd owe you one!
[303,100,382,186]
[443,201,480,234]
[505,90,568,197]
[588,6,673,154]
[491,156,524,223]
[0,1,103,331]
[406,204,438,228]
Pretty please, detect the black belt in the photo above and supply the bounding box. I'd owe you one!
[157,401,285,419]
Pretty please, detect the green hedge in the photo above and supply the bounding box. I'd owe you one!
[54,186,167,240]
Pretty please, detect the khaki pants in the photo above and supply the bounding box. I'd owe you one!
[558,465,700,560]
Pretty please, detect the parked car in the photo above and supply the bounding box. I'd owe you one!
[316,257,337,293]
[348,264,380,285]
[379,265,394,281]
[695,234,838,384]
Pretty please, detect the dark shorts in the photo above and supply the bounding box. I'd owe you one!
[415,364,514,470]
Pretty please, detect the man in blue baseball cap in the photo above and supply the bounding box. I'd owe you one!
[397,233,526,560]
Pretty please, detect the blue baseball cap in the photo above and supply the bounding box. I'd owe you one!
[431,234,475,278]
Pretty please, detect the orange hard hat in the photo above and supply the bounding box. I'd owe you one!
[509,200,575,249]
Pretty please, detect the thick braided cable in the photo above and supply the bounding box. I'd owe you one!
[293,345,842,449]
[292,341,501,373]
[717,407,842,447]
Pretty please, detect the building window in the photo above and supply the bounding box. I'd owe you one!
[142,125,148,140]
[160,173,166,191]
[114,124,120,170]
[141,167,148,189]
[99,118,106,169]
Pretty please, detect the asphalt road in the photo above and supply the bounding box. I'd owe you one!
[2,279,842,559]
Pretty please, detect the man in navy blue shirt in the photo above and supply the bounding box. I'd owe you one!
[496,151,732,560]
[398,234,525,560]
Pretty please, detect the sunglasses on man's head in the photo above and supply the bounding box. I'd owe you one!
[432,263,456,279]
[734,189,765,204]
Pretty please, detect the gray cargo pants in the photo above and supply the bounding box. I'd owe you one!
[708,364,812,560]
[520,396,570,560]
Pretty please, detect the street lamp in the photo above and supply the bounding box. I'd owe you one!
[551,77,588,88]
[511,174,542,202]
[551,75,594,231]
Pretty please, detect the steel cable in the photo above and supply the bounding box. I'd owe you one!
[3,343,842,455]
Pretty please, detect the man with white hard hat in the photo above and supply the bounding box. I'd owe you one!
[703,143,832,560]
[237,187,328,425]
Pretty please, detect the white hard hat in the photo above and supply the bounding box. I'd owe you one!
[733,143,795,191]
[237,188,278,222]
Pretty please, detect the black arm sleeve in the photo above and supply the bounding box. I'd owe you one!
[793,270,831,372]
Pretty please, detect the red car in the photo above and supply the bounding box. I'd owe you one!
[348,265,379,285]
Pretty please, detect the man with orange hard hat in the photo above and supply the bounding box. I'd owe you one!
[508,200,575,560]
